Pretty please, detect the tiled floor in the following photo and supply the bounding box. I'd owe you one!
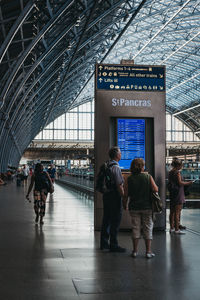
[0,180,200,299]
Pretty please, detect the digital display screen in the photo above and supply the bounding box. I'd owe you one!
[117,119,145,170]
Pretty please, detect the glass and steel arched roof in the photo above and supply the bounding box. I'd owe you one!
[0,0,200,170]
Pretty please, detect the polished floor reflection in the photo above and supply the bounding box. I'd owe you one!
[0,181,200,299]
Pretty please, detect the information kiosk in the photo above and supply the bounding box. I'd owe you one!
[95,63,166,230]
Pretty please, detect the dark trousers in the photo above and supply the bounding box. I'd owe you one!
[100,192,122,249]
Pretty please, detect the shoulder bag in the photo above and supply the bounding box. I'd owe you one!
[149,175,163,214]
[151,191,163,214]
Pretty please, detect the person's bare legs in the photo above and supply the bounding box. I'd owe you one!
[133,238,139,253]
[145,239,155,258]
[145,239,152,253]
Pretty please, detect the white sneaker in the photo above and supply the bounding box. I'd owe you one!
[146,253,155,259]
[131,252,138,258]
[174,230,186,234]
[169,228,175,233]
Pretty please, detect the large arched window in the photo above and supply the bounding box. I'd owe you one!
[34,102,199,143]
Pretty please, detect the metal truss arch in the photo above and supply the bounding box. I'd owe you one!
[0,0,200,171]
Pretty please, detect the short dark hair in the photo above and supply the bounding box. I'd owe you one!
[35,163,43,173]
[130,158,145,174]
[109,146,120,160]
[171,158,182,169]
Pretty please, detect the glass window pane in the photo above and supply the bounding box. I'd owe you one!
[166,131,171,141]
[43,130,53,139]
[91,113,94,129]
[34,132,42,139]
[174,131,182,141]
[46,121,53,129]
[79,130,89,140]
[54,130,65,139]
[166,114,171,131]
[79,114,83,129]
[66,113,70,128]
[54,115,65,129]
[66,130,69,139]
[66,130,77,140]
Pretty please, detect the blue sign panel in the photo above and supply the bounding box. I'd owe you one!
[97,64,165,91]
[117,119,145,170]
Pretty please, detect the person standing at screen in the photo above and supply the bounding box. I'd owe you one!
[124,158,158,258]
[168,158,193,234]
[100,146,126,252]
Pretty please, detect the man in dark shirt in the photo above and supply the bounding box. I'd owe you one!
[100,146,126,252]
[47,164,56,183]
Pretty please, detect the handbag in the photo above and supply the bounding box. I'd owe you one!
[148,174,162,214]
[44,173,54,194]
[48,182,54,194]
[151,192,163,214]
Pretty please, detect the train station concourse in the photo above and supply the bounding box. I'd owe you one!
[0,0,200,299]
[0,181,200,300]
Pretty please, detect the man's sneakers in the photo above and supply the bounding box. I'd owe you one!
[110,246,126,253]
[179,225,186,230]
[174,230,186,234]
[131,252,138,258]
[100,244,110,250]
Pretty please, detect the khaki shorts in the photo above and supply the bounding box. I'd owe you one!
[129,210,153,240]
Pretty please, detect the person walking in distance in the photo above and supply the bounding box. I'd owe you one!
[47,164,56,183]
[26,163,52,225]
[22,164,29,184]
[100,146,126,252]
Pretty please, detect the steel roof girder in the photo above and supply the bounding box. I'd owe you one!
[2,19,79,116]
[5,2,126,118]
[0,0,35,65]
[13,86,59,134]
[43,0,104,127]
[11,49,69,117]
[0,0,75,105]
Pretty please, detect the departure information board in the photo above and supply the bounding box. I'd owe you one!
[117,119,145,170]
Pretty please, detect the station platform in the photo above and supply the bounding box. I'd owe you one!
[57,175,200,208]
[56,175,94,195]
[0,181,200,299]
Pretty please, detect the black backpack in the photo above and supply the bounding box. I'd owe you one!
[96,162,117,194]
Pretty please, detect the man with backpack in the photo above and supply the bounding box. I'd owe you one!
[97,146,126,252]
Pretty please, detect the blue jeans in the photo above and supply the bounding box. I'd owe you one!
[100,191,122,249]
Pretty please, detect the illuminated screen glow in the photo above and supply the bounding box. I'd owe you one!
[117,119,145,169]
